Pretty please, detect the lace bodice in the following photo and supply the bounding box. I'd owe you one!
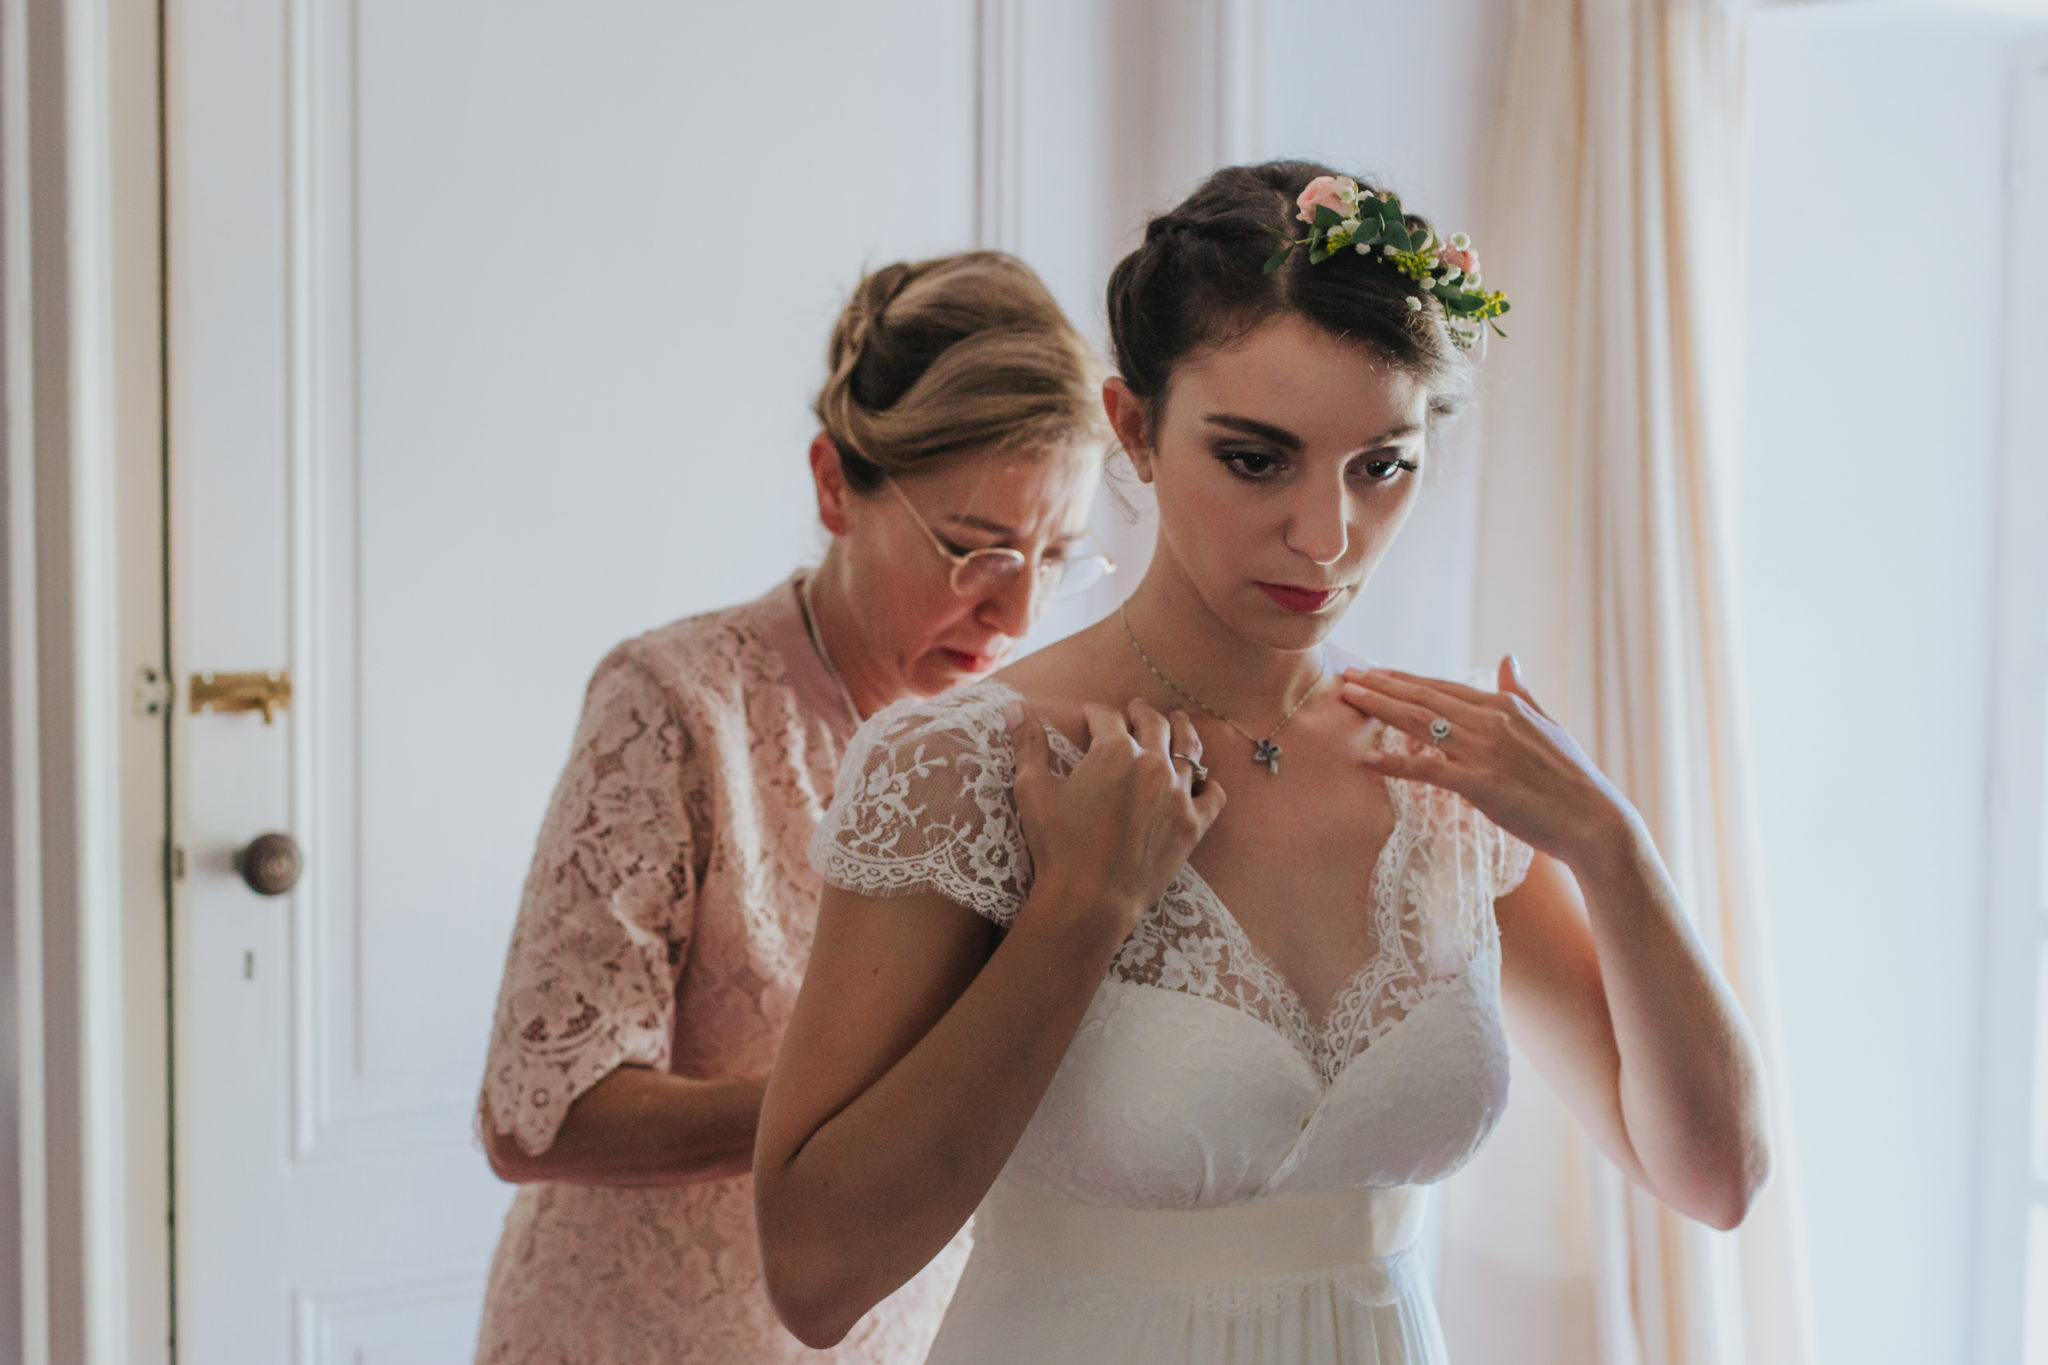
[814,680,1532,1088]
[813,679,1533,1214]
[475,578,965,1365]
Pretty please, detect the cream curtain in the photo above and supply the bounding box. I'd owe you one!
[1435,1,1816,1362]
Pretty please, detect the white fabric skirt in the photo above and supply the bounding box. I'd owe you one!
[925,1181,1448,1365]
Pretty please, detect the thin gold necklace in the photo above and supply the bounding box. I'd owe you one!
[1117,604,1321,775]
[799,571,865,728]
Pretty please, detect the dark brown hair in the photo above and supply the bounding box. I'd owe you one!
[814,251,1105,492]
[1106,161,1474,424]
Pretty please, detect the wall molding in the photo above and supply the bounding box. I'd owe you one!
[1201,0,1264,169]
[0,1,152,1362]
[974,0,1022,252]
[1971,37,2048,1365]
[2,0,55,1356]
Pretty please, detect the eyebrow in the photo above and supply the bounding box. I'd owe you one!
[942,512,1084,546]
[1201,412,1422,450]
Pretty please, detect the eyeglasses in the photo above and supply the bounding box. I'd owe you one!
[884,477,1115,601]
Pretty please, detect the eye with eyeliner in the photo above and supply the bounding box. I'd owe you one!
[1215,446,1286,480]
[1214,446,1420,483]
[1357,454,1421,482]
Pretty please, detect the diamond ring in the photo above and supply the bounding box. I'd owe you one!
[1170,751,1209,782]
[1428,717,1452,745]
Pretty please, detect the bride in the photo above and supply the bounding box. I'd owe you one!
[752,161,1770,1365]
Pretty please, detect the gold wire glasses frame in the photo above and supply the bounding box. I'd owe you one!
[884,477,1115,601]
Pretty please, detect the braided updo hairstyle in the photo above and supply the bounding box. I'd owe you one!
[814,251,1105,493]
[1107,161,1474,426]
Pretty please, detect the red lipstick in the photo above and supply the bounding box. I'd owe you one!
[1257,582,1339,614]
[940,647,1002,674]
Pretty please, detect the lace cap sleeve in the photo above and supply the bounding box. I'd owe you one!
[810,686,1030,927]
[480,648,704,1156]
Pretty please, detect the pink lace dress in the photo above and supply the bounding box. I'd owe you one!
[476,576,967,1365]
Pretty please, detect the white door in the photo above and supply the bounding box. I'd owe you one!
[167,4,986,1359]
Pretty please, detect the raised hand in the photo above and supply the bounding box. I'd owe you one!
[1338,657,1635,866]
[1007,697,1226,937]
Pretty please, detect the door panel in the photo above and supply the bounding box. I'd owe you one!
[170,3,980,1359]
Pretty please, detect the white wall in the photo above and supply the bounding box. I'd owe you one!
[1740,8,2048,1363]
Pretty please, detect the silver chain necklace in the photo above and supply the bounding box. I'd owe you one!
[799,571,865,729]
[1117,605,1321,775]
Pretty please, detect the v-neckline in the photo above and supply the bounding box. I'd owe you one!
[983,678,1423,1082]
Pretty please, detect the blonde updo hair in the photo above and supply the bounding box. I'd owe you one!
[814,251,1106,492]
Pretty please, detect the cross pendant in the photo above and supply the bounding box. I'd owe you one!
[1253,738,1282,775]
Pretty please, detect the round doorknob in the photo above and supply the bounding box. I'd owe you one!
[236,832,302,896]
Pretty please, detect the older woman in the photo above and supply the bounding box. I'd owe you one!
[473,251,1111,1365]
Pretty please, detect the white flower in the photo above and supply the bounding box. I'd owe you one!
[1440,265,1462,283]
[1383,244,1396,256]
[1340,217,1361,234]
[1157,936,1224,995]
[1406,295,1423,312]
[1355,242,1371,254]
[1450,232,1471,249]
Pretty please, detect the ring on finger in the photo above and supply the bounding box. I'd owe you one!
[1428,716,1452,745]
[1169,751,1209,782]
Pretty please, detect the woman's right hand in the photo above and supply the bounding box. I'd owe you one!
[1007,698,1225,940]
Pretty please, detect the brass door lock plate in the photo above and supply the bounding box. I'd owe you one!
[189,670,292,723]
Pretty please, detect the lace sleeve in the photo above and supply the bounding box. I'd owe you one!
[480,648,705,1156]
[810,688,1030,927]
[1485,817,1536,900]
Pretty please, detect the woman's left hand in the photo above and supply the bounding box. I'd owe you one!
[1339,657,1636,867]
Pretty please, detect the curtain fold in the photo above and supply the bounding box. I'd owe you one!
[1436,1,1815,1362]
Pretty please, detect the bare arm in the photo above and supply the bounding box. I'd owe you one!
[482,1068,768,1187]
[753,700,1223,1349]
[755,878,1122,1346]
[1342,662,1770,1231]
[1493,833,1769,1230]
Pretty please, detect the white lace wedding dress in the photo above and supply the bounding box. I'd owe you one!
[811,678,1534,1365]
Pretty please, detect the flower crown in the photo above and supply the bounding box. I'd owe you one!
[1263,175,1509,350]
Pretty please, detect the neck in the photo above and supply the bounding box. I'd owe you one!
[1115,558,1327,729]
[806,545,900,721]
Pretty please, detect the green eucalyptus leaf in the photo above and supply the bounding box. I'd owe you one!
[1263,249,1291,275]
[1314,204,1343,230]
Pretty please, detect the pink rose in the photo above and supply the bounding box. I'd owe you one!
[1295,175,1356,225]
[1436,243,1479,277]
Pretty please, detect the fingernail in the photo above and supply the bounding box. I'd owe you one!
[1508,654,1523,681]
[1002,699,1024,731]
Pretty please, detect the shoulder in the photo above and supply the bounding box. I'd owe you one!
[839,680,1019,783]
[595,596,785,722]
[814,680,1033,923]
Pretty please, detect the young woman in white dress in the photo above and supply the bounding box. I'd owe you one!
[752,162,1771,1365]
